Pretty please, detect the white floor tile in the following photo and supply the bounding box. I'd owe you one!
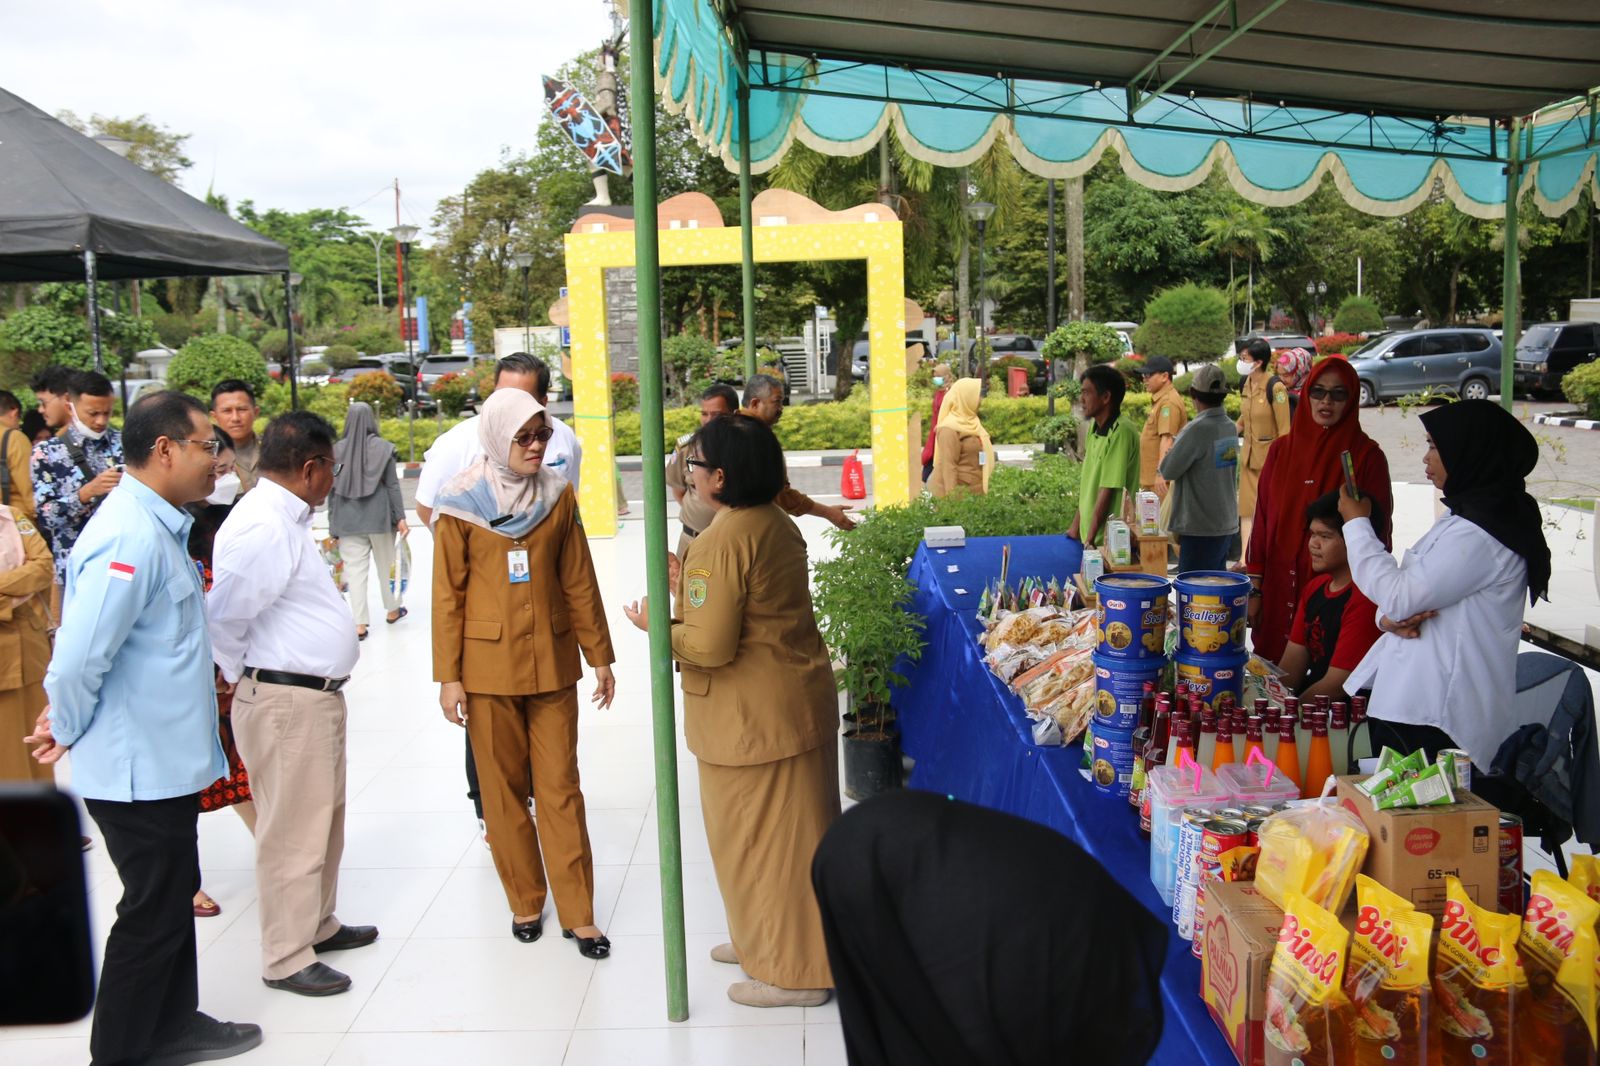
[348,764,476,814]
[575,934,810,1030]
[0,1036,91,1062]
[350,938,594,1032]
[233,1031,344,1066]
[412,863,629,939]
[336,812,475,869]
[196,937,404,1034]
[634,806,714,866]
[563,1023,805,1066]
[608,864,729,938]
[326,1030,572,1066]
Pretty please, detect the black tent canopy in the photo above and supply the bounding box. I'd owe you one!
[0,87,289,282]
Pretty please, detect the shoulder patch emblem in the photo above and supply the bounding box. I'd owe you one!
[1160,405,1171,418]
[1273,390,1288,404]
[15,517,36,535]
[676,432,695,446]
[686,575,708,609]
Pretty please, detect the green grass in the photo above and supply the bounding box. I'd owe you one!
[1552,497,1596,512]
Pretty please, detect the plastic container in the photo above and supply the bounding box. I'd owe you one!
[1091,650,1165,733]
[1147,761,1231,907]
[1218,757,1302,807]
[1174,650,1248,715]
[1174,570,1252,658]
[1094,573,1171,660]
[1089,723,1138,798]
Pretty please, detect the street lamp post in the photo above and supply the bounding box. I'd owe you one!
[287,272,303,410]
[967,200,996,374]
[365,233,387,308]
[391,224,420,461]
[1305,279,1327,335]
[513,251,536,354]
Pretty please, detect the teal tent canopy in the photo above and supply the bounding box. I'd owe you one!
[654,0,1600,219]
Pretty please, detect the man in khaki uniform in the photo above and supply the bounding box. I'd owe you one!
[667,383,739,559]
[742,374,856,531]
[1137,356,1187,499]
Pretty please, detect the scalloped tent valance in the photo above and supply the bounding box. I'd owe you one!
[652,0,1600,221]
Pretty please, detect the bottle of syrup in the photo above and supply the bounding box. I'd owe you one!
[1211,713,1237,772]
[1274,713,1303,793]
[1303,709,1334,799]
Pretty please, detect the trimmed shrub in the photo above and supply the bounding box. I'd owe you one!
[1562,361,1600,419]
[611,372,640,412]
[430,372,473,417]
[1332,294,1385,334]
[1041,321,1123,371]
[1133,284,1233,365]
[349,371,404,416]
[167,334,271,401]
[323,344,361,371]
[1315,333,1363,355]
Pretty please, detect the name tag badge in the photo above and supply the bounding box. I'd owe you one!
[978,451,986,466]
[507,549,530,584]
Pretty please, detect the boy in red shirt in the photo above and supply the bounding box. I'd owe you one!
[1279,491,1383,700]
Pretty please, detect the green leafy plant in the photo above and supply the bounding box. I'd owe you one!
[167,334,270,400]
[610,372,641,412]
[1332,294,1385,334]
[430,372,473,417]
[662,333,716,407]
[349,371,404,416]
[1133,283,1233,365]
[1562,362,1600,419]
[322,344,361,371]
[1032,414,1077,452]
[300,360,330,377]
[1042,321,1123,378]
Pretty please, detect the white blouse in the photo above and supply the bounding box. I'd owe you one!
[1344,512,1529,765]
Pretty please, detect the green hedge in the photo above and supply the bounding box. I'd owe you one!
[1563,361,1600,419]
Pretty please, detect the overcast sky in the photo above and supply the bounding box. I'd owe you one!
[4,0,617,241]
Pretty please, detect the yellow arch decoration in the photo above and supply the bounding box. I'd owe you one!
[563,195,909,537]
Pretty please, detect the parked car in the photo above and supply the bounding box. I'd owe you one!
[1513,321,1599,396]
[331,355,419,403]
[1241,331,1317,354]
[1346,328,1501,406]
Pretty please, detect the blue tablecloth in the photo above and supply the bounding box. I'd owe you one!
[892,534,1234,1065]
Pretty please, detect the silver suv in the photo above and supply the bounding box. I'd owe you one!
[1346,328,1501,406]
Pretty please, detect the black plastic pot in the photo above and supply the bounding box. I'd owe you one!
[843,727,903,801]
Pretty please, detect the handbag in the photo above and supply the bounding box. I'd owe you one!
[389,533,412,597]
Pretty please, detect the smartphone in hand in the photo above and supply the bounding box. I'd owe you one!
[1340,449,1360,501]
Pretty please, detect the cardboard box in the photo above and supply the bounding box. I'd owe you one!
[1333,774,1499,917]
[1201,880,1284,1066]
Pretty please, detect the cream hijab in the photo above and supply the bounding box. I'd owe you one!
[434,390,566,539]
[0,505,35,607]
[935,378,995,489]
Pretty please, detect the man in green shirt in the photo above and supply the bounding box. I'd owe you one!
[1069,364,1140,548]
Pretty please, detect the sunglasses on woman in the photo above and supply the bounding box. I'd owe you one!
[513,426,555,448]
[1307,386,1350,403]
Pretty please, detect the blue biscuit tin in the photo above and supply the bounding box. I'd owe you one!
[1090,722,1138,798]
[1093,573,1171,660]
[1174,571,1252,659]
[1092,649,1165,732]
[1174,650,1248,717]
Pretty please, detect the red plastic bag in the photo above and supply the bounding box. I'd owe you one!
[841,450,867,499]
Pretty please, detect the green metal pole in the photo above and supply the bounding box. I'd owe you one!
[738,77,757,380]
[629,0,690,1023]
[1501,116,1522,413]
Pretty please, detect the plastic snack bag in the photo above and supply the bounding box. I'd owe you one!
[1265,891,1356,1066]
[1519,869,1600,1066]
[1433,875,1522,1066]
[1255,780,1370,915]
[1344,874,1433,1066]
[1568,854,1600,908]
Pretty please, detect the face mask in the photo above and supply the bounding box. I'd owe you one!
[68,401,106,441]
[932,376,945,386]
[1236,359,1257,376]
[206,473,241,507]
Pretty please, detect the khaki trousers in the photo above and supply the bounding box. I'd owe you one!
[232,677,347,980]
[0,682,52,783]
[466,688,594,928]
[699,744,840,989]
[339,533,400,626]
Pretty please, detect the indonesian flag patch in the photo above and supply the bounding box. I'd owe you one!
[108,562,136,582]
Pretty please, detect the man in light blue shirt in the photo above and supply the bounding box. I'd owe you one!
[28,391,261,1066]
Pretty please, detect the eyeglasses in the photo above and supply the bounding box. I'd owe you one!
[174,438,222,455]
[512,426,555,448]
[685,457,715,471]
[310,455,344,476]
[1307,386,1350,403]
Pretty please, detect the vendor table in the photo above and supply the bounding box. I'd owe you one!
[893,534,1235,1065]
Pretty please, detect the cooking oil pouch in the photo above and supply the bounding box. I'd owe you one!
[1345,874,1433,1065]
[1519,869,1600,1060]
[1265,891,1353,1066]
[1433,875,1521,1066]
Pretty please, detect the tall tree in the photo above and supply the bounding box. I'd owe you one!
[1200,204,1284,332]
[55,111,193,184]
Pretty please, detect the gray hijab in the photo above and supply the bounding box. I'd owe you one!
[333,402,395,498]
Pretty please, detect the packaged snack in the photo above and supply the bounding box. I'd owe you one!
[1013,646,1096,710]
[1374,762,1456,809]
[1519,869,1600,1065]
[1433,876,1522,1066]
[1265,891,1356,1066]
[1570,854,1600,907]
[1345,874,1433,1066]
[1255,789,1371,915]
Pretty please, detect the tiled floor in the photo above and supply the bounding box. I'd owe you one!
[0,502,851,1066]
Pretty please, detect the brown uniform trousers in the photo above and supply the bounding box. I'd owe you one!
[432,485,615,928]
[673,503,840,989]
[1237,370,1292,521]
[0,510,53,783]
[1140,382,1188,490]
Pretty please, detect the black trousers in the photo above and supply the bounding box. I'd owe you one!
[84,793,201,1066]
[465,729,483,819]
[1364,716,1459,761]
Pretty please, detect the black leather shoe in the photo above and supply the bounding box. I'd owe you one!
[563,928,611,959]
[263,961,351,997]
[512,917,544,943]
[313,923,379,952]
[144,1012,263,1065]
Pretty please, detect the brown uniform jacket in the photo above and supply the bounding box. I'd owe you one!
[1237,370,1292,476]
[672,503,837,767]
[432,484,615,695]
[1140,382,1188,487]
[1,429,36,521]
[927,426,984,498]
[0,511,53,691]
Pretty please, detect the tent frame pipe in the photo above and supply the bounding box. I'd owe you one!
[1127,0,1292,113]
[285,271,300,411]
[632,0,691,1023]
[1501,115,1521,413]
[84,250,103,373]
[739,75,757,380]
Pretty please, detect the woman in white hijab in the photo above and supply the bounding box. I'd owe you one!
[432,389,618,958]
[329,402,407,639]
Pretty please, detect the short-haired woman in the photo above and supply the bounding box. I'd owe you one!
[624,414,839,1008]
[433,389,617,956]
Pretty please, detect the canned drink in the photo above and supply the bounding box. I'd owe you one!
[1238,803,1280,820]
[1244,816,1268,848]
[1439,748,1473,791]
[1192,878,1210,959]
[1499,813,1525,915]
[1172,810,1209,938]
[1201,819,1251,864]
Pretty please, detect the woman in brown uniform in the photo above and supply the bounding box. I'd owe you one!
[624,413,840,1008]
[927,377,994,499]
[0,503,53,783]
[433,389,617,957]
[1235,337,1292,546]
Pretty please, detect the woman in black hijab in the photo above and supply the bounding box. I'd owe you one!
[1337,399,1552,763]
[812,790,1167,1066]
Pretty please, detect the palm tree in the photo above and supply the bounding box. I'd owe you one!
[1201,205,1285,333]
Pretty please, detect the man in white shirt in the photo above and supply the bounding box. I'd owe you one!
[208,412,376,998]
[415,352,581,527]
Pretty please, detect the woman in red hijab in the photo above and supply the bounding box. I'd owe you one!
[1245,358,1391,662]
